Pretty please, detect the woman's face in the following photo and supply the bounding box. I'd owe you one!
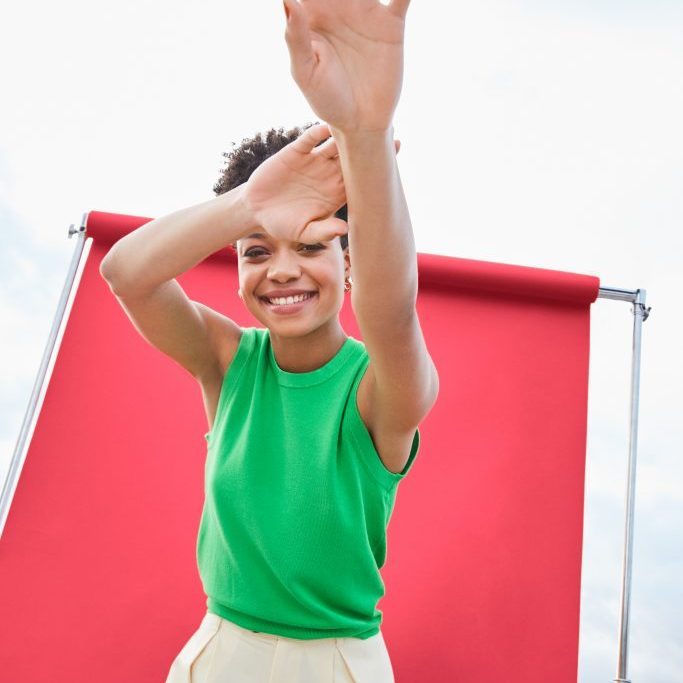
[236,231,350,335]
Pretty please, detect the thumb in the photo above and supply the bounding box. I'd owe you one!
[283,0,316,86]
[303,216,349,244]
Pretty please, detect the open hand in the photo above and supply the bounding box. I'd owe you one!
[283,0,410,133]
[242,122,401,245]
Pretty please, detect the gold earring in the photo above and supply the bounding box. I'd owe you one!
[344,276,352,293]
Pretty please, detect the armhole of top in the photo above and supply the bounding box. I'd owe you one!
[345,356,421,491]
[204,327,254,444]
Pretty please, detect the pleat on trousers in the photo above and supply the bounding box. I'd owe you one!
[164,612,396,683]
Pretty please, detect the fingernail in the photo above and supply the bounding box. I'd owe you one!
[283,1,290,20]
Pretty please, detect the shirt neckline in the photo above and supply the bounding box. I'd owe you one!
[266,329,359,387]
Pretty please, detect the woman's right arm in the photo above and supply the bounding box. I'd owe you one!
[99,184,255,382]
[98,123,346,383]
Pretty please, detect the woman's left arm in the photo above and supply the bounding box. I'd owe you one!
[333,127,439,432]
[283,0,439,430]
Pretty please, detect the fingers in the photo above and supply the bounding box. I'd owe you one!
[305,216,349,244]
[283,0,316,85]
[388,0,411,19]
[313,134,340,159]
[291,122,333,154]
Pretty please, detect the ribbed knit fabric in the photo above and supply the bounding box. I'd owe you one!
[196,326,420,640]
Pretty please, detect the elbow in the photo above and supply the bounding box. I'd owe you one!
[429,361,440,405]
[99,247,121,286]
[99,246,133,296]
[99,250,115,283]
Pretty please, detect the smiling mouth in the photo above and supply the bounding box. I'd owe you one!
[259,292,318,309]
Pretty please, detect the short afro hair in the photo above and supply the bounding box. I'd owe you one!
[213,121,348,252]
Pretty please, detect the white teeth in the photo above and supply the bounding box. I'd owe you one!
[266,293,313,306]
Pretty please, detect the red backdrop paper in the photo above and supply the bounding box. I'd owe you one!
[0,209,600,682]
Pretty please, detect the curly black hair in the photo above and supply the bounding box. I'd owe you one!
[213,122,348,252]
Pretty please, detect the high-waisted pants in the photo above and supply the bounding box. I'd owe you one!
[164,611,395,683]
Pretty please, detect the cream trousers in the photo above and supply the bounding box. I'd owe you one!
[165,612,395,683]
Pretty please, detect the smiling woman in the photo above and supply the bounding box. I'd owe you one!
[236,233,348,343]
[104,1,432,681]
[100,103,422,683]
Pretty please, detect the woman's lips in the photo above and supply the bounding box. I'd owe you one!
[259,292,317,315]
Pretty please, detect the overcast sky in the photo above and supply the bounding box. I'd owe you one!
[1,1,682,680]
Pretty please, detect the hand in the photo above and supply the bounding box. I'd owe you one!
[241,122,401,245]
[283,0,410,133]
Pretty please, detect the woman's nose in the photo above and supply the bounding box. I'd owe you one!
[267,251,301,280]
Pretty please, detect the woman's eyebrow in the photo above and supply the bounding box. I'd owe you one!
[244,233,315,245]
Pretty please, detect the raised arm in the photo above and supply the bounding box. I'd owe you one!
[99,124,354,382]
[100,185,255,296]
[283,0,439,433]
[99,185,256,381]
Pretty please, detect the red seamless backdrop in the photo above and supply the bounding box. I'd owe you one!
[0,209,600,682]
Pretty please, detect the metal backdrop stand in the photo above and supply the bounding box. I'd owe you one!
[1,218,88,538]
[1,218,652,683]
[600,286,651,683]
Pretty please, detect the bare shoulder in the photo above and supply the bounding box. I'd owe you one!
[193,302,243,381]
[193,305,244,432]
[356,362,417,475]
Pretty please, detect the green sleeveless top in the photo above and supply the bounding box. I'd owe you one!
[197,326,420,640]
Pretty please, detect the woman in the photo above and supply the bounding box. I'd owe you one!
[100,1,438,680]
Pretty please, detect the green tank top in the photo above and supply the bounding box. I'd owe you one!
[197,326,420,640]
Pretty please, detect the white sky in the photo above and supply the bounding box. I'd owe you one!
[1,1,682,680]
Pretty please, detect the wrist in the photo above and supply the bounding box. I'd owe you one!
[329,125,394,149]
[227,183,259,240]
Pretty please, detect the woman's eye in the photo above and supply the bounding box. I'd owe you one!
[244,244,323,258]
